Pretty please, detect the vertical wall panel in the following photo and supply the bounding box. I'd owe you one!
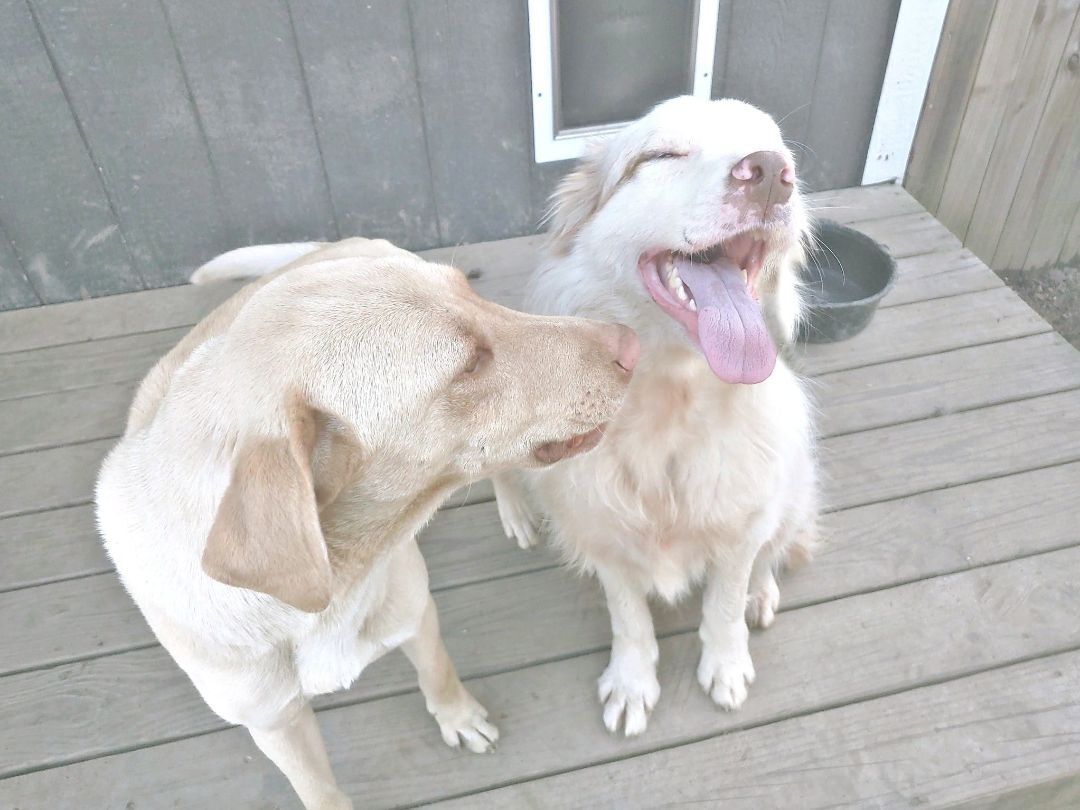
[29,0,226,287]
[905,0,998,214]
[0,0,140,303]
[720,0,830,185]
[1062,202,1080,268]
[801,0,898,191]
[160,0,338,248]
[907,0,1080,272]
[994,8,1080,270]
[965,0,1079,262]
[0,223,40,311]
[935,0,1041,243]
[409,0,535,245]
[289,0,439,248]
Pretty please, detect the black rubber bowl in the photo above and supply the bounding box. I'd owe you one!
[796,220,896,344]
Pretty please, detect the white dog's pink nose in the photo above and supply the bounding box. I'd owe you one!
[730,150,795,212]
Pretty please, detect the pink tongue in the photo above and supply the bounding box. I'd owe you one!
[677,258,777,384]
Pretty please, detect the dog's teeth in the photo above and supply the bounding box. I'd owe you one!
[666,266,682,292]
[675,283,689,302]
[688,298,698,311]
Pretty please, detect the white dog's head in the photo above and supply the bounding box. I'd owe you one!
[538,96,810,384]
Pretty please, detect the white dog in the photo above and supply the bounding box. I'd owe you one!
[494,97,819,736]
[96,238,638,809]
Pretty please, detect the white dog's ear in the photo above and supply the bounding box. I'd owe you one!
[202,397,333,613]
[547,144,607,255]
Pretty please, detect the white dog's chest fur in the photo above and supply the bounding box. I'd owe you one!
[534,345,812,601]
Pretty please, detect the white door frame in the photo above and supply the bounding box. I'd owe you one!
[528,0,721,163]
[861,0,950,184]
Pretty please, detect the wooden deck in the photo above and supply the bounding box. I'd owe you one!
[1,184,1079,809]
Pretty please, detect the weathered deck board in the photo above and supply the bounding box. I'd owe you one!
[0,327,188,403]
[0,505,103,593]
[0,282,238,356]
[0,438,115,519]
[876,247,1003,306]
[3,459,1078,778]
[815,331,1080,436]
[0,383,137,457]
[854,211,962,257]
[4,547,1078,805]
[822,389,1080,510]
[431,652,1080,810]
[798,286,1049,375]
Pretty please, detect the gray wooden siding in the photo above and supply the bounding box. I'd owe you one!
[0,0,899,310]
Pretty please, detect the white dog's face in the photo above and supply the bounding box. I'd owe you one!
[545,96,809,384]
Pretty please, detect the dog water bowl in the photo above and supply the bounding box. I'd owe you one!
[796,220,896,343]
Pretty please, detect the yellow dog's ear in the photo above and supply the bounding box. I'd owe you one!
[202,400,332,613]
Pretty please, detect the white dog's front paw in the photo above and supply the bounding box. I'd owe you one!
[432,692,500,753]
[598,658,660,736]
[745,572,780,629]
[496,491,540,550]
[697,640,755,710]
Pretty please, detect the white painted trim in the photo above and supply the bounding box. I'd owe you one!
[861,0,950,184]
[529,0,721,163]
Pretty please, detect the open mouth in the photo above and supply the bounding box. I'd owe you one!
[534,424,606,464]
[638,230,777,384]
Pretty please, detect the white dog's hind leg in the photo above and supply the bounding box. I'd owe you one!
[596,566,661,736]
[745,549,780,629]
[402,595,500,753]
[493,471,540,549]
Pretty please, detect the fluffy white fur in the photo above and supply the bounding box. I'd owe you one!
[97,238,635,809]
[494,97,820,736]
